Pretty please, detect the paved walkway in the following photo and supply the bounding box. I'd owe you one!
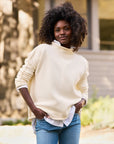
[80,126,114,144]
[0,125,114,144]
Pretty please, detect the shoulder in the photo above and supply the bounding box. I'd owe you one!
[74,53,89,73]
[24,43,52,65]
[27,43,51,57]
[74,53,89,75]
[24,44,51,62]
[34,43,51,52]
[74,53,88,64]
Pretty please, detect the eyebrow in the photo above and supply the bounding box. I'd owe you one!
[55,24,70,28]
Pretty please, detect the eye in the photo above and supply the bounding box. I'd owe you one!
[55,28,60,32]
[64,26,70,31]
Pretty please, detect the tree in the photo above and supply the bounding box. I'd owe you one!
[0,0,39,118]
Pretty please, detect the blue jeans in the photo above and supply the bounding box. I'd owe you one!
[35,113,81,144]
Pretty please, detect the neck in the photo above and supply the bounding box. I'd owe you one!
[54,40,71,49]
[61,43,71,49]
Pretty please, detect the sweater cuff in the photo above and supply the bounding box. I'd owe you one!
[17,85,28,92]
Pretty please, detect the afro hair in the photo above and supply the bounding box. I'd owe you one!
[39,2,87,51]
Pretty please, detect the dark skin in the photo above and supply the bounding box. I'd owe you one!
[19,20,86,119]
[54,20,72,48]
[75,98,85,113]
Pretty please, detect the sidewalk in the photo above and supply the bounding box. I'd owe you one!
[0,125,114,144]
[80,126,114,144]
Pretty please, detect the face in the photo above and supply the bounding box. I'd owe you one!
[54,20,72,48]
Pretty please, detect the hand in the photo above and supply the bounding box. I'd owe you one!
[74,99,85,113]
[32,106,48,120]
[19,88,49,119]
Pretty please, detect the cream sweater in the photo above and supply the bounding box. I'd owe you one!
[15,41,89,120]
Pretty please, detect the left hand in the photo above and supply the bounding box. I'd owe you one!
[74,99,85,113]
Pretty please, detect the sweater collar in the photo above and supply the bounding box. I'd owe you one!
[53,40,74,54]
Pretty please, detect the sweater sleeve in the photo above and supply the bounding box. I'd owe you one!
[77,60,89,103]
[15,46,41,90]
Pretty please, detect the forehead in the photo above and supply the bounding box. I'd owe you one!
[54,20,70,28]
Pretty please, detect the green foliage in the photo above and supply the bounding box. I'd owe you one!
[2,119,31,126]
[81,96,114,129]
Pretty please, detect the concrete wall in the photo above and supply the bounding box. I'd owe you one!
[79,50,114,98]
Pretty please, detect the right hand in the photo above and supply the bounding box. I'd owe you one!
[32,107,48,120]
[19,88,49,119]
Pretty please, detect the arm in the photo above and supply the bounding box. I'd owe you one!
[19,88,48,119]
[75,60,89,113]
[15,46,48,119]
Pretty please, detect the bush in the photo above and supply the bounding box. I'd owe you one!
[81,96,114,129]
[2,119,31,126]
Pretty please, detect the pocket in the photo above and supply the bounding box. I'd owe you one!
[35,118,49,131]
[72,113,81,123]
[35,118,45,126]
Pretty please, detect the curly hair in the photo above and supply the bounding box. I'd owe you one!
[39,2,87,51]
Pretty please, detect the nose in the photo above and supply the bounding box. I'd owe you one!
[60,29,65,35]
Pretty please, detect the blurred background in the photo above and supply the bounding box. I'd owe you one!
[0,0,114,130]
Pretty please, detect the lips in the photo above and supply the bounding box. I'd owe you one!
[59,36,67,40]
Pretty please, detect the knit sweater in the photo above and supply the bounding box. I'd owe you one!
[15,41,89,120]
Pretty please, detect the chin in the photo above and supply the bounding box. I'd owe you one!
[60,41,67,45]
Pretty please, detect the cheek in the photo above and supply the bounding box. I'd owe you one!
[54,32,59,39]
[68,30,72,36]
[67,32,72,40]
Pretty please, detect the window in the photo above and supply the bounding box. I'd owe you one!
[99,0,114,50]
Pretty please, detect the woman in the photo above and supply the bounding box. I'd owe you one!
[15,2,89,144]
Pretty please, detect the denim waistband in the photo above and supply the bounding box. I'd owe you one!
[35,113,80,132]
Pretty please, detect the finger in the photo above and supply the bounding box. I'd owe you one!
[75,103,81,107]
[43,111,49,117]
[45,115,50,118]
[76,105,81,110]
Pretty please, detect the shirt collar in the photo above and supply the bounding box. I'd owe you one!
[53,40,75,49]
